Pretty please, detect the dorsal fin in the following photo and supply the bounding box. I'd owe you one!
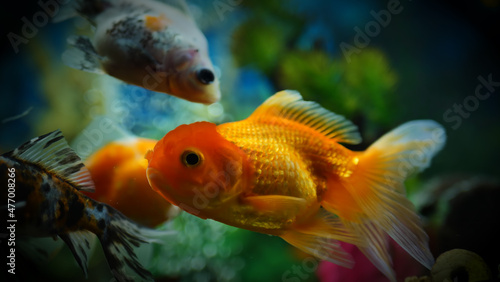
[5,130,95,192]
[248,90,362,144]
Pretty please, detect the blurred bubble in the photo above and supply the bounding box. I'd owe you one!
[123,116,136,129]
[171,262,181,273]
[88,105,102,118]
[161,98,172,111]
[153,116,169,129]
[190,257,206,271]
[208,103,224,117]
[129,87,147,102]
[203,243,218,258]
[219,246,231,258]
[149,95,169,111]
[220,267,236,281]
[193,272,210,282]
[185,220,201,238]
[91,76,105,89]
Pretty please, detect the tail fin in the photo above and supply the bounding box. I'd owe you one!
[60,231,96,277]
[52,0,79,23]
[280,209,366,268]
[62,36,104,74]
[97,205,174,281]
[322,120,445,281]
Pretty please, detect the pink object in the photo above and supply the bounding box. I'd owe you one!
[317,239,426,282]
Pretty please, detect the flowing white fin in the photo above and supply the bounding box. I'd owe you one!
[97,203,174,281]
[248,90,362,144]
[279,208,368,268]
[281,230,354,268]
[3,130,95,192]
[52,0,79,23]
[342,221,395,281]
[322,120,445,281]
[59,231,96,278]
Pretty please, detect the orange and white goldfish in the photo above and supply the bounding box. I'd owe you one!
[146,90,446,281]
[0,130,166,281]
[58,0,221,104]
[82,137,174,228]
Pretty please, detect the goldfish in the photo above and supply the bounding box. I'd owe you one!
[0,130,167,281]
[57,0,221,104]
[81,137,174,228]
[146,90,446,281]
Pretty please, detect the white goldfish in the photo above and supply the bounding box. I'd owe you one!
[58,0,221,104]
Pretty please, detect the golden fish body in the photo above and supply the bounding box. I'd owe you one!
[147,90,446,281]
[212,118,357,233]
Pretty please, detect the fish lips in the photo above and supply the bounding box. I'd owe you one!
[146,167,179,206]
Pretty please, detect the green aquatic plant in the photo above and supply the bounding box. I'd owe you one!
[277,48,398,142]
[231,0,305,76]
[231,3,399,143]
[28,39,96,140]
[231,16,296,75]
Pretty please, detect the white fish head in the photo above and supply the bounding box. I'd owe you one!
[164,48,221,105]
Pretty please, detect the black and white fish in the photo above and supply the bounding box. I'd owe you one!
[1,130,169,281]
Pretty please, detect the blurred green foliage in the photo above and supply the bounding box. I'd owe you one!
[231,6,399,143]
[277,49,398,133]
[231,17,293,75]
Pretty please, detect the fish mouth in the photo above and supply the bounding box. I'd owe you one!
[146,167,178,205]
[199,88,221,105]
[146,168,208,218]
[188,73,221,104]
[167,74,221,104]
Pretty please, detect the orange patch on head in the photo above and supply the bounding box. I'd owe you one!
[145,14,171,32]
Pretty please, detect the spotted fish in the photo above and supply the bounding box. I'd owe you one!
[0,130,167,281]
[56,0,221,104]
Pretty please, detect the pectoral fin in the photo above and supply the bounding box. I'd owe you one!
[243,195,308,216]
[280,230,354,268]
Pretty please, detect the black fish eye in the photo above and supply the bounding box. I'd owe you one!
[181,150,202,167]
[196,68,215,85]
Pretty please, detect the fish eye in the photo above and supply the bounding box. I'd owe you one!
[181,150,202,167]
[196,68,215,85]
